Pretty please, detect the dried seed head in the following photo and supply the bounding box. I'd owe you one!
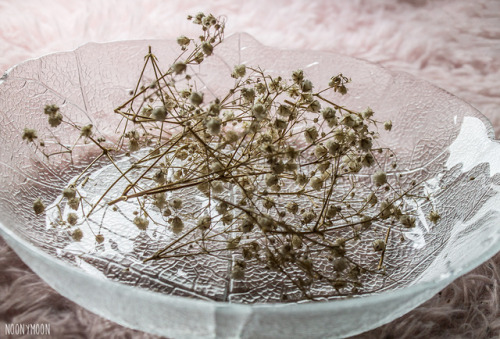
[384,120,393,131]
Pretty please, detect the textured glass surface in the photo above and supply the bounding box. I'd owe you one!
[0,34,499,338]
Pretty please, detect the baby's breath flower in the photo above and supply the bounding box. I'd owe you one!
[224,130,239,144]
[134,216,149,230]
[301,79,313,92]
[129,139,140,152]
[241,87,255,102]
[429,210,441,223]
[302,210,316,224]
[171,216,184,234]
[169,198,183,210]
[372,239,386,252]
[372,170,387,187]
[310,176,324,191]
[232,64,246,78]
[295,173,308,186]
[277,104,292,117]
[222,212,233,225]
[197,215,211,230]
[95,234,105,243]
[67,213,78,226]
[68,197,80,210]
[177,35,190,47]
[240,218,254,233]
[172,61,187,74]
[190,92,204,106]
[307,100,321,112]
[33,198,45,215]
[286,202,299,214]
[265,174,279,187]
[366,192,378,206]
[304,127,318,143]
[72,228,83,241]
[315,145,327,158]
[22,128,37,142]
[273,118,287,130]
[48,112,63,127]
[400,214,416,228]
[151,106,167,121]
[202,42,213,56]
[63,187,76,199]
[80,124,93,138]
[44,104,59,115]
[211,180,224,194]
[251,103,267,121]
[206,118,222,135]
[292,69,304,84]
[362,107,374,119]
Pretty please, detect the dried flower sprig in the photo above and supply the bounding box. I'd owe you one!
[27,13,441,301]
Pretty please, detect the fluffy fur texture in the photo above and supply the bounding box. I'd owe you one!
[1,0,499,337]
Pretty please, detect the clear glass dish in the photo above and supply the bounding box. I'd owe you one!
[1,33,499,339]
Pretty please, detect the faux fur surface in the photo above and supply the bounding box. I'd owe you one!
[1,0,499,338]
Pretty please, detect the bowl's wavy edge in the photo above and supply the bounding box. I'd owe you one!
[0,33,498,338]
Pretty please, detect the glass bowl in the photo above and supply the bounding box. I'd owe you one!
[1,33,499,339]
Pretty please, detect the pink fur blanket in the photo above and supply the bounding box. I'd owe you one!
[1,0,499,337]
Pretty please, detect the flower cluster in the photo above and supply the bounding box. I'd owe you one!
[26,13,441,301]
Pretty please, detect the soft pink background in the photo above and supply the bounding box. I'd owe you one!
[1,0,499,338]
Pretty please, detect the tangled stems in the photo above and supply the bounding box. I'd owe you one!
[25,13,441,301]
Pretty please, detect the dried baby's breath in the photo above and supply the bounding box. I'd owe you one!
[27,13,441,301]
